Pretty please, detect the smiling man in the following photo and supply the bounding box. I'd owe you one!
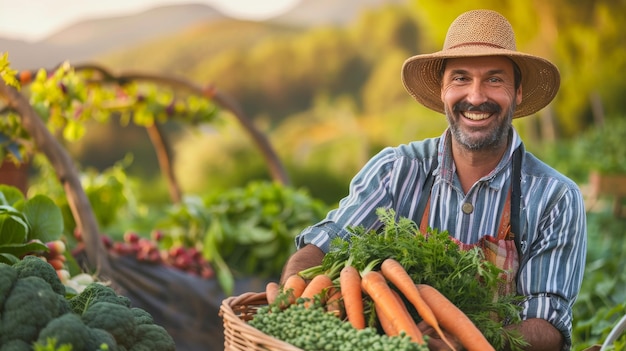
[281,9,587,351]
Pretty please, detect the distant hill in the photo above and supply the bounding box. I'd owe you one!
[1,0,407,71]
[1,3,224,70]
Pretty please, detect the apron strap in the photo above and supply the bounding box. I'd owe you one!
[510,145,523,255]
[497,189,512,240]
[416,157,438,234]
[419,194,432,234]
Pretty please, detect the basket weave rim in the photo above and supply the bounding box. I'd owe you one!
[220,292,304,351]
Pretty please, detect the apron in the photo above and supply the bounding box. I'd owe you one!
[415,146,523,297]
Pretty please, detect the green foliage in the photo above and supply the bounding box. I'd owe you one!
[173,122,271,195]
[572,211,626,350]
[0,53,19,89]
[572,118,626,175]
[1,57,219,179]
[18,62,219,143]
[555,2,626,135]
[155,181,329,294]
[0,186,63,265]
[29,157,139,243]
[533,116,626,184]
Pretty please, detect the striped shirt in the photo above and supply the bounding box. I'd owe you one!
[296,127,587,349]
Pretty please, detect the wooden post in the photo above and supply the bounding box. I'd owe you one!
[589,171,626,217]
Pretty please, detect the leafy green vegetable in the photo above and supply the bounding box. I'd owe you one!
[20,194,64,243]
[0,184,26,205]
[0,187,65,265]
[155,181,328,294]
[571,212,626,350]
[0,205,29,244]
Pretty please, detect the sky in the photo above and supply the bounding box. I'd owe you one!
[0,0,301,42]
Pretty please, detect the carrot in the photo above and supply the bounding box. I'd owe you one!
[375,299,397,336]
[376,289,413,337]
[340,264,366,329]
[381,258,455,350]
[283,274,307,305]
[325,286,343,317]
[416,284,495,351]
[361,270,424,344]
[265,281,280,305]
[300,274,333,308]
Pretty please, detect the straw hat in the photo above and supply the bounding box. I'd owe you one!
[401,9,560,118]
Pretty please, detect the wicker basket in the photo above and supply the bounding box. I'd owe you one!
[220,292,303,351]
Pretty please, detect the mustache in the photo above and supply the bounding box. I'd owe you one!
[453,101,501,114]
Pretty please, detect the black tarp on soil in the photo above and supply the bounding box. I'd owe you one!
[100,254,272,351]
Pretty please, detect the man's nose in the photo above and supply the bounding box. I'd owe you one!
[465,81,488,105]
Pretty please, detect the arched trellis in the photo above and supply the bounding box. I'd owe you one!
[69,63,290,203]
[12,63,290,204]
[0,63,290,272]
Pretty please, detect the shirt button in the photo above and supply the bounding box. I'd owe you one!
[462,202,474,214]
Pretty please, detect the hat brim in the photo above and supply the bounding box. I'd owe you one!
[401,45,560,118]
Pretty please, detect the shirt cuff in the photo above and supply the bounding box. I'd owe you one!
[295,221,346,253]
[521,293,572,350]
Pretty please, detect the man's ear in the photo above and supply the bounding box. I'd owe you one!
[516,85,523,105]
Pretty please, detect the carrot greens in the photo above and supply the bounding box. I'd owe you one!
[319,208,526,350]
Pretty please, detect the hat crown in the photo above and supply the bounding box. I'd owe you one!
[443,10,517,51]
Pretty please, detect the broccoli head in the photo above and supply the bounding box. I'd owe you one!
[36,313,90,350]
[87,327,120,351]
[82,301,136,348]
[13,255,66,296]
[0,339,30,351]
[129,324,176,351]
[131,307,154,326]
[69,282,131,315]
[0,263,17,311]
[36,312,121,351]
[0,276,69,344]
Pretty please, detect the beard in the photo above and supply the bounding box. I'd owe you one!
[445,100,514,151]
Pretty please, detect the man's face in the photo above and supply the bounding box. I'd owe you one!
[440,56,523,151]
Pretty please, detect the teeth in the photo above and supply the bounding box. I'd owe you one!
[463,112,491,120]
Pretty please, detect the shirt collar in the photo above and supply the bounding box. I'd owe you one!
[436,127,522,189]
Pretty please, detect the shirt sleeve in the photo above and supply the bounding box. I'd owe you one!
[517,183,587,350]
[295,147,400,253]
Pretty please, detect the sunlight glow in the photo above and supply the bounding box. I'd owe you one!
[0,0,300,42]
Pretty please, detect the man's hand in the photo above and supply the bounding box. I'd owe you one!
[417,320,463,351]
[280,244,324,284]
